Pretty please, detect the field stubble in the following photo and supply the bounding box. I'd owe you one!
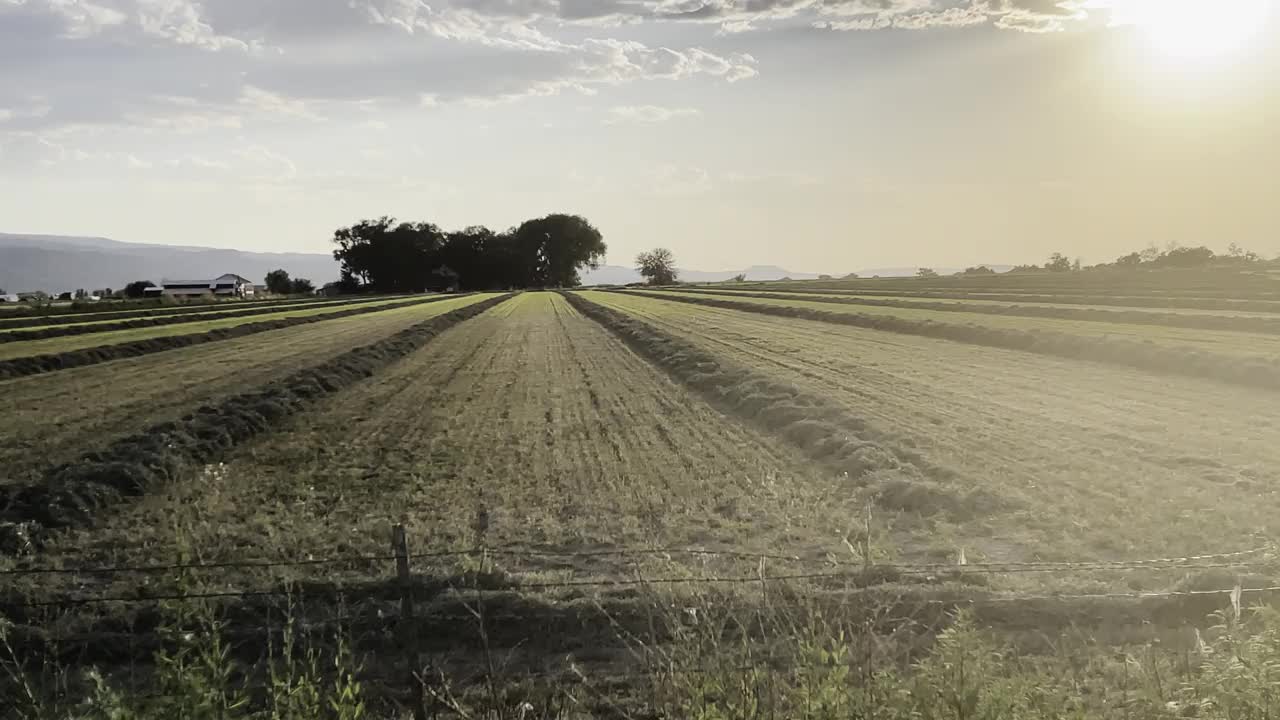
[585,291,1280,571]
[20,292,866,601]
[0,295,496,486]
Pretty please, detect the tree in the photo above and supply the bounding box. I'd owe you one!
[124,280,156,298]
[842,273,860,280]
[916,268,939,278]
[1152,246,1215,268]
[962,266,995,276]
[290,278,315,294]
[57,291,72,301]
[731,274,746,282]
[332,213,606,291]
[265,269,293,295]
[332,217,448,293]
[636,248,678,286]
[1046,253,1073,272]
[511,214,607,287]
[1115,252,1142,268]
[818,274,833,280]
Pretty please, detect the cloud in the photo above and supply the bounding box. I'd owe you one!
[1,0,759,134]
[0,0,1109,140]
[607,105,702,124]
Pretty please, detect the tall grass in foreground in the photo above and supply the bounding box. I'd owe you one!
[9,593,1280,719]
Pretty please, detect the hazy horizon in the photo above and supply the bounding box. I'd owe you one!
[3,0,1277,271]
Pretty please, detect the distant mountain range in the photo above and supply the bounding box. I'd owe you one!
[581,264,827,285]
[581,264,1015,285]
[0,234,341,294]
[0,232,1010,293]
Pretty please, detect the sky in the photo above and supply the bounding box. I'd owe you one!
[1,0,1277,273]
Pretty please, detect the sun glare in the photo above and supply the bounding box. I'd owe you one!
[1107,0,1273,60]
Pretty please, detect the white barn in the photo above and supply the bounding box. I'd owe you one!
[159,274,255,299]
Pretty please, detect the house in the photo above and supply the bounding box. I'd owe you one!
[0,294,19,303]
[159,274,255,299]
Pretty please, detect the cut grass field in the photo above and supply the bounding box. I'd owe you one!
[7,289,1280,717]
[24,292,857,585]
[637,289,1280,359]
[680,286,1280,325]
[0,294,364,331]
[0,295,384,341]
[730,282,1280,313]
[582,290,1280,571]
[0,295,437,360]
[0,294,498,486]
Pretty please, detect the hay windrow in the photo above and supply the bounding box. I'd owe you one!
[665,287,1280,336]
[631,290,1280,392]
[0,295,366,332]
[0,294,470,381]
[722,285,1280,313]
[0,294,512,535]
[0,296,390,343]
[561,291,986,520]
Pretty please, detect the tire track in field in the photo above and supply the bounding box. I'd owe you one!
[588,291,1280,563]
[0,296,495,483]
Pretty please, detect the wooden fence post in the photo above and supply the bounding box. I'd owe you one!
[393,524,427,720]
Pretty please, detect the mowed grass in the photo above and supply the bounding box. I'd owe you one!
[632,289,1280,361]
[0,295,441,360]
[734,281,1280,312]
[26,292,859,604]
[585,290,1280,578]
[0,294,498,484]
[689,286,1280,320]
[0,295,370,335]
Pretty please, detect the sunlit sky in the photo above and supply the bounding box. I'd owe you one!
[2,0,1277,271]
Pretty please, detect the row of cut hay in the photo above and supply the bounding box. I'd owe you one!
[0,294,470,381]
[633,291,1280,392]
[561,292,997,522]
[0,294,364,331]
[720,284,1280,313]
[0,296,394,343]
[0,294,512,535]
[668,287,1280,335]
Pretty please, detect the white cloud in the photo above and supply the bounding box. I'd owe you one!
[238,86,323,121]
[606,105,701,124]
[649,164,714,195]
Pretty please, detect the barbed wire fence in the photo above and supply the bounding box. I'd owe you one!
[1,527,1276,719]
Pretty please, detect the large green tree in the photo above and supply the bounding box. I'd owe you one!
[636,248,678,286]
[264,269,293,295]
[332,213,606,291]
[511,214,607,288]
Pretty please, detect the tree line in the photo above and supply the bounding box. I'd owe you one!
[915,243,1272,279]
[331,214,606,292]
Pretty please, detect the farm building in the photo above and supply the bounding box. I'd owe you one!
[158,274,256,299]
[0,294,19,303]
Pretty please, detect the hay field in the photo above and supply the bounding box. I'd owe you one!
[584,290,1280,570]
[0,295,496,485]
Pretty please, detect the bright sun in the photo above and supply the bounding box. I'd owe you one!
[1107,0,1273,60]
